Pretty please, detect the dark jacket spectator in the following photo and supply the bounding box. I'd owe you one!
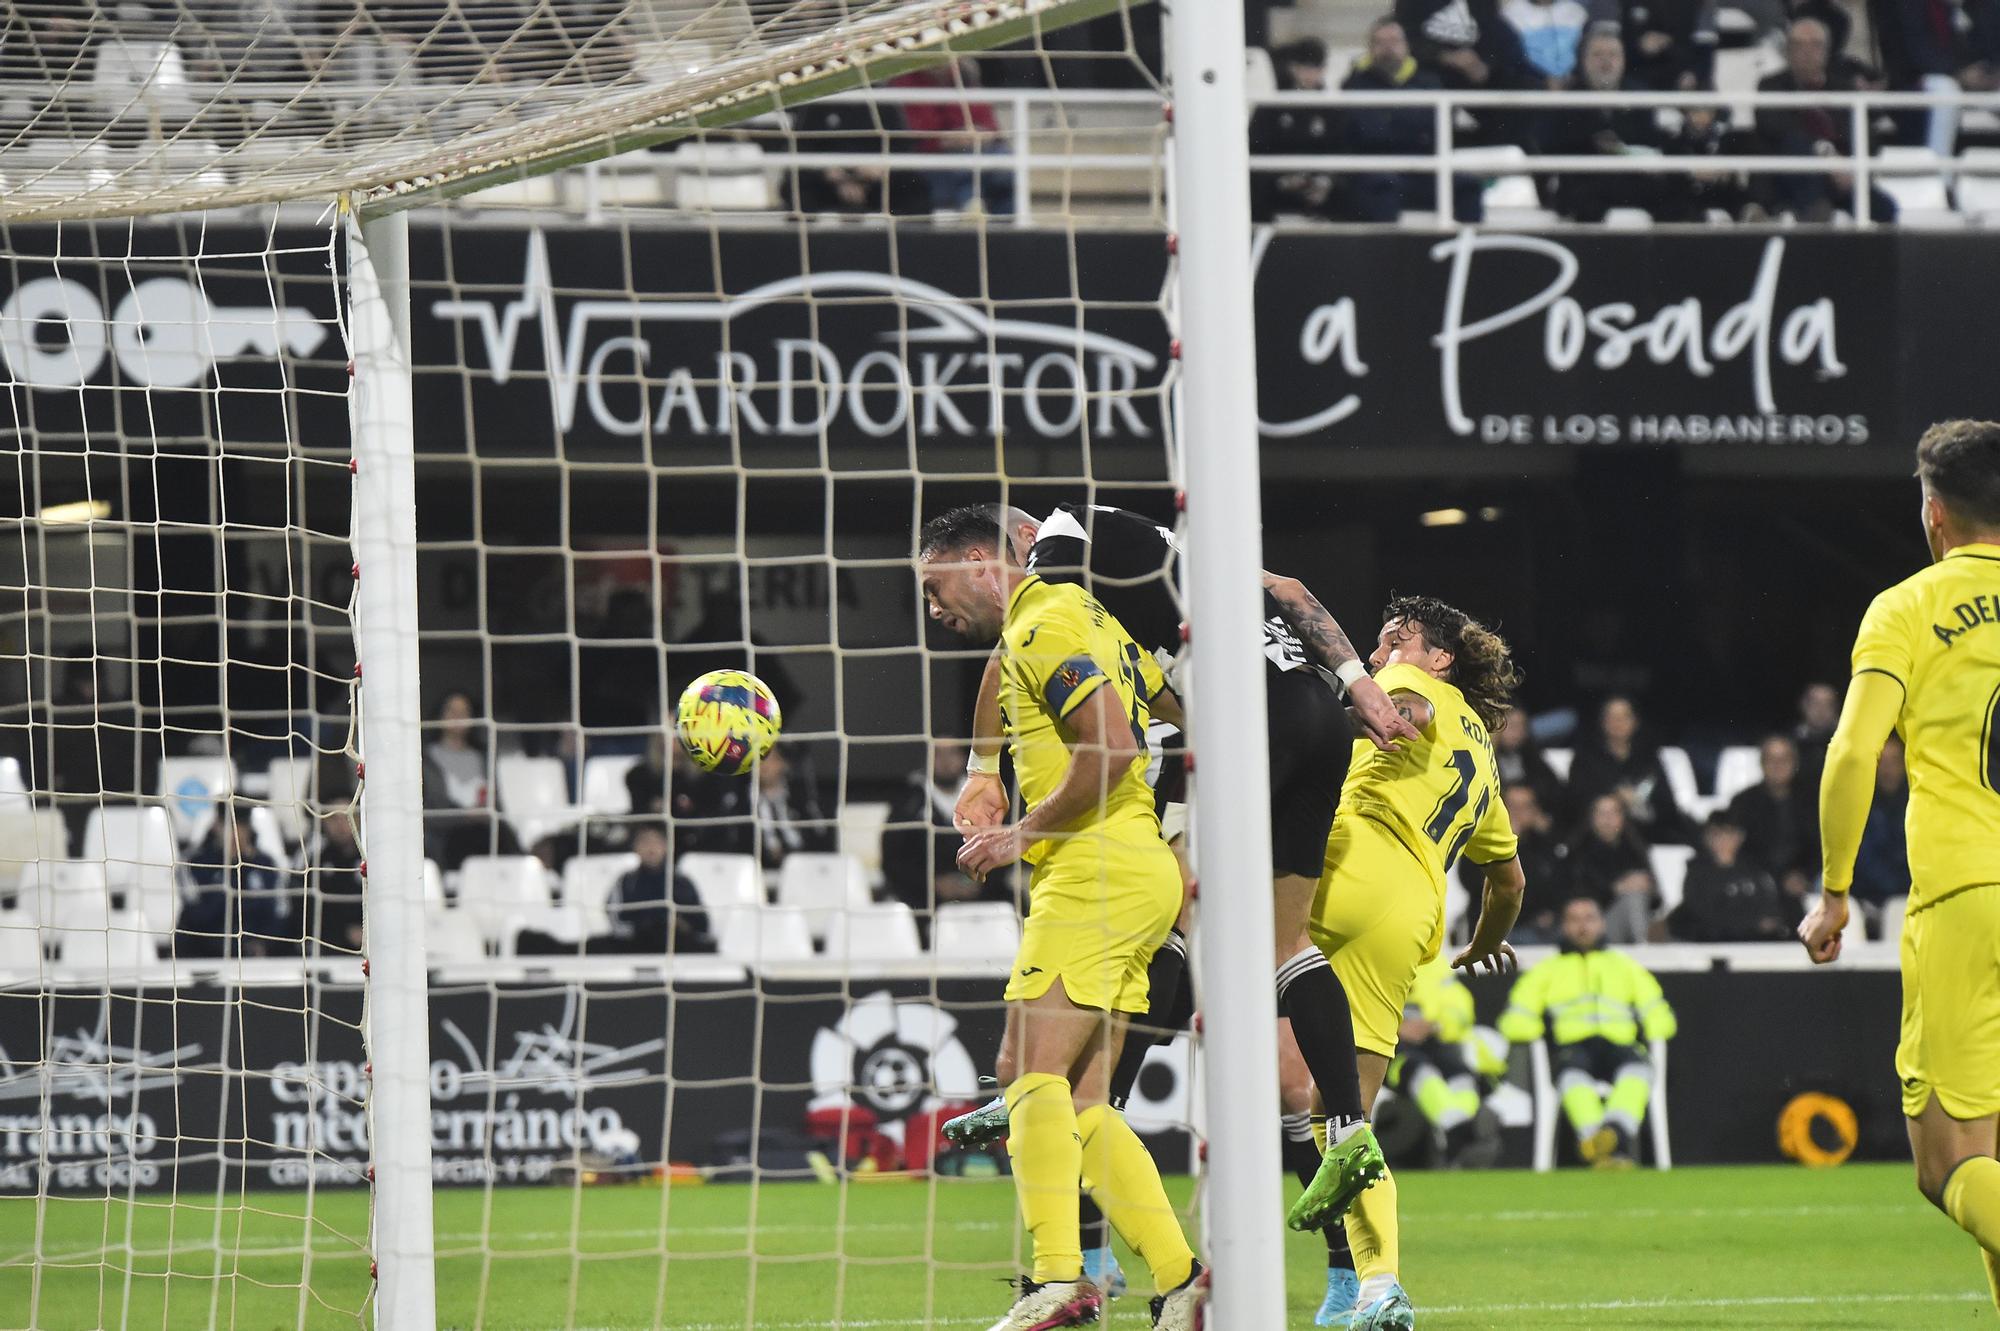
[1852,735,1911,908]
[1540,25,1679,221]
[1661,104,1750,221]
[1621,0,1719,89]
[1670,813,1798,941]
[1250,38,1342,221]
[1334,20,1485,221]
[1724,734,1819,887]
[1755,19,1898,220]
[1494,706,1569,824]
[1565,793,1658,944]
[627,733,670,816]
[1464,785,1569,942]
[673,745,833,867]
[882,743,1015,939]
[1567,696,1693,845]
[1873,0,2000,89]
[749,746,836,868]
[603,823,713,953]
[177,809,291,958]
[783,98,928,216]
[890,60,1016,214]
[309,810,365,955]
[422,691,517,870]
[1789,0,1853,59]
[1396,0,1541,142]
[1793,681,1841,788]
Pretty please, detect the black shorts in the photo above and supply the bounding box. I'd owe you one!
[1265,664,1353,880]
[1554,1036,1651,1082]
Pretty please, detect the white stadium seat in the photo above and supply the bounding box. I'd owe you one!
[717,904,816,963]
[1656,746,1707,821]
[823,902,924,964]
[1649,844,1698,917]
[561,852,638,934]
[456,854,553,946]
[423,902,487,963]
[78,809,179,935]
[677,852,762,912]
[154,755,235,846]
[580,755,641,817]
[496,754,581,847]
[0,809,69,885]
[52,922,153,976]
[264,755,315,845]
[1956,148,2000,223]
[1542,747,1573,783]
[1531,1037,1671,1171]
[775,852,872,941]
[0,921,43,977]
[0,756,32,812]
[933,902,1022,962]
[1713,746,1763,807]
[838,801,892,876]
[1875,146,1957,225]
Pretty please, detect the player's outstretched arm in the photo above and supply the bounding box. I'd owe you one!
[957,683,1137,880]
[1799,670,1902,963]
[1452,856,1525,976]
[1262,572,1420,751]
[955,648,1010,832]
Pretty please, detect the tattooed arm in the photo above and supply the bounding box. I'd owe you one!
[1262,573,1420,750]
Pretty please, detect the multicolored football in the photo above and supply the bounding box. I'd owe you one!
[675,669,783,774]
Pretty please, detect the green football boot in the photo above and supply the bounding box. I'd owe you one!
[1286,1123,1388,1232]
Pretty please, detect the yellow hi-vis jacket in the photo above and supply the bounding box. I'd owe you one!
[1498,947,1678,1047]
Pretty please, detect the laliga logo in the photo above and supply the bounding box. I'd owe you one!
[810,991,979,1142]
[0,274,327,390]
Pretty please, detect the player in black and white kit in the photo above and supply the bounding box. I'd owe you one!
[944,503,1417,1289]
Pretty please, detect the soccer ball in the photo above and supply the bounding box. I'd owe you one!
[675,669,783,774]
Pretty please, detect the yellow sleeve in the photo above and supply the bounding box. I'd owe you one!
[1374,663,1441,721]
[1497,964,1547,1043]
[1818,669,1905,895]
[1850,585,1918,686]
[1014,603,1112,723]
[1626,959,1677,1042]
[1464,779,1520,867]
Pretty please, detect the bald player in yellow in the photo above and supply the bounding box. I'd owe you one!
[1291,595,1528,1331]
[916,506,1206,1331]
[1800,420,2000,1311]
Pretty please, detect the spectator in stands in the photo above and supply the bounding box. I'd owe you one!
[1250,39,1342,222]
[1396,0,1540,143]
[891,60,1016,215]
[1851,733,1911,936]
[1540,24,1680,221]
[668,740,750,856]
[309,809,365,954]
[626,732,671,816]
[784,99,928,216]
[1793,680,1841,785]
[1661,104,1752,220]
[1495,705,1568,820]
[603,823,713,954]
[1790,0,1853,58]
[1335,19,1486,221]
[1755,18,1899,221]
[1621,0,1719,89]
[1385,958,1503,1167]
[1504,0,1595,85]
[1873,0,2000,155]
[882,741,1013,941]
[750,744,836,868]
[423,691,517,870]
[1565,792,1659,943]
[1466,784,1568,942]
[1500,896,1678,1168]
[1669,810,1797,941]
[1725,733,1819,892]
[177,804,290,959]
[1567,695,1692,845]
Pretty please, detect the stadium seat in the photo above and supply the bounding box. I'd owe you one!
[1542,747,1573,783]
[80,807,179,939]
[456,855,554,947]
[249,805,292,867]
[561,852,638,934]
[1878,894,1910,945]
[1601,207,1654,228]
[1243,46,1277,102]
[0,809,69,882]
[495,754,580,847]
[1529,1037,1671,1171]
[670,142,775,211]
[52,921,152,976]
[1712,746,1763,806]
[0,920,43,977]
[263,755,315,845]
[1648,844,1697,917]
[1874,146,1957,225]
[933,902,1022,962]
[580,755,641,817]
[776,852,873,941]
[822,902,924,964]
[1713,45,1786,129]
[424,903,487,963]
[677,852,762,912]
[838,802,892,876]
[424,858,446,907]
[1956,148,2000,222]
[0,756,31,812]
[717,904,816,963]
[1656,747,1707,821]
[154,755,235,846]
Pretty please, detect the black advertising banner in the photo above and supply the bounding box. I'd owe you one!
[6,221,2000,467]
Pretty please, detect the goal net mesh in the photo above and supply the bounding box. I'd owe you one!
[0,0,1209,1324]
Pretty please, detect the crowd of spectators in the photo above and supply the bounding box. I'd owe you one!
[1249,0,2000,225]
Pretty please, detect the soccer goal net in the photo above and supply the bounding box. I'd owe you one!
[0,0,1289,1325]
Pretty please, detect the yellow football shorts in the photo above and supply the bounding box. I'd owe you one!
[1004,819,1182,1015]
[1898,883,2000,1119]
[1309,815,1446,1058]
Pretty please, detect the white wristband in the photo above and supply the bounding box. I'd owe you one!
[1334,659,1369,695]
[966,748,1002,776]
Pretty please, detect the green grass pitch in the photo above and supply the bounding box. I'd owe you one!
[1,1163,1987,1328]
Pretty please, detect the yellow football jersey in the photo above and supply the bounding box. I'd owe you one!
[999,574,1164,864]
[1848,542,2000,911]
[1336,662,1518,890]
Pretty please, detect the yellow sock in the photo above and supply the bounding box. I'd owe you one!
[1076,1103,1195,1294]
[1005,1073,1083,1284]
[1984,1248,2000,1313]
[1346,1164,1400,1282]
[1941,1155,2000,1310]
